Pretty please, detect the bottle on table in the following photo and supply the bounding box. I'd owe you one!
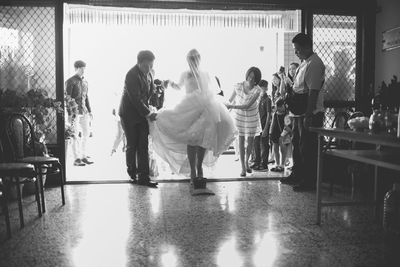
[369,106,383,134]
[397,107,400,138]
[383,183,400,236]
[383,106,391,133]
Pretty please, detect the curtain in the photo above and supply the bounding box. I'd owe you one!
[64,4,299,31]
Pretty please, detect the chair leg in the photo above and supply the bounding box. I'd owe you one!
[38,173,46,213]
[57,163,65,205]
[351,172,355,200]
[15,178,24,228]
[374,166,379,220]
[1,189,12,239]
[34,178,42,217]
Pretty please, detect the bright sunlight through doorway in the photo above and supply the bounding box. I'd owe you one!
[63,4,300,182]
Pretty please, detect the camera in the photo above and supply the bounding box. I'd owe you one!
[151,79,165,110]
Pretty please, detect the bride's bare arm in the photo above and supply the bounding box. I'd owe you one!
[169,72,187,90]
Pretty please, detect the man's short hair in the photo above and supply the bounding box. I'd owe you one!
[290,62,299,68]
[74,60,86,68]
[258,79,268,87]
[292,33,313,48]
[137,50,155,63]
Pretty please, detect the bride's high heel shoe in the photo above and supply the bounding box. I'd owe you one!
[240,170,246,177]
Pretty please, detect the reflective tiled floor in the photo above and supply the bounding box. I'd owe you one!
[0,181,398,267]
[66,150,289,182]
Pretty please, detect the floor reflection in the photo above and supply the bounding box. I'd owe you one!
[0,182,389,267]
[216,236,243,267]
[253,232,278,267]
[160,244,178,267]
[71,186,131,267]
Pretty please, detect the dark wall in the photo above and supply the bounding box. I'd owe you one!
[375,0,400,92]
[0,0,376,11]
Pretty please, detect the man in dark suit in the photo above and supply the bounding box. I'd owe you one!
[119,50,158,188]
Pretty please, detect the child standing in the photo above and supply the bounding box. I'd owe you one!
[251,80,272,171]
[270,98,291,172]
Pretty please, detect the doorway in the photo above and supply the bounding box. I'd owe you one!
[63,4,301,182]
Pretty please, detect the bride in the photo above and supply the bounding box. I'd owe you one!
[149,49,237,183]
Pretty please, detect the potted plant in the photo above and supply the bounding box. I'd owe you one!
[0,88,63,196]
[64,93,78,158]
[0,88,63,142]
[64,121,75,158]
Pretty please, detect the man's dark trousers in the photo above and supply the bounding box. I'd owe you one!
[120,117,150,182]
[299,112,324,185]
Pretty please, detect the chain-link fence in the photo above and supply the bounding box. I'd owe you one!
[0,6,57,144]
[313,14,357,128]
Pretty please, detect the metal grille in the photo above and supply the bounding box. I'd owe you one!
[0,6,57,144]
[312,14,357,128]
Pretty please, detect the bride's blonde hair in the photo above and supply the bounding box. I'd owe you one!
[187,49,201,61]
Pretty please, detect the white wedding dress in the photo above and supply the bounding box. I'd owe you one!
[149,70,237,176]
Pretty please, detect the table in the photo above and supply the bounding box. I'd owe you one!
[309,127,400,225]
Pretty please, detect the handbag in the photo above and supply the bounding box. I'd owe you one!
[284,91,308,115]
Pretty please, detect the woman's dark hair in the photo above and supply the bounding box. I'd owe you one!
[272,73,281,81]
[137,50,155,63]
[271,73,281,102]
[258,79,268,87]
[292,33,312,48]
[272,72,282,86]
[245,67,262,85]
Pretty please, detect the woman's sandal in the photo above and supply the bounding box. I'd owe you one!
[240,170,246,177]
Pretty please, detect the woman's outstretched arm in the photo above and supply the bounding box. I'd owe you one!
[168,71,188,90]
[228,89,237,103]
[229,90,260,110]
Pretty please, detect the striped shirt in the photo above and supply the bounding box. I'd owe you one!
[234,82,261,137]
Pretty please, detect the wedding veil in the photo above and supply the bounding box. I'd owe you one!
[186,49,222,123]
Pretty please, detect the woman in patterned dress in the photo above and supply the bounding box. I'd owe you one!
[227,67,262,177]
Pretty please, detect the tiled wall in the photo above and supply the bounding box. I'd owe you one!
[283,32,299,71]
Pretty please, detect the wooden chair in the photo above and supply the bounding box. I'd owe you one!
[0,138,40,238]
[5,113,65,213]
[0,179,11,238]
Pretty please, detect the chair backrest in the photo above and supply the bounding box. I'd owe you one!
[331,111,350,129]
[324,111,351,150]
[348,111,364,120]
[5,113,36,160]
